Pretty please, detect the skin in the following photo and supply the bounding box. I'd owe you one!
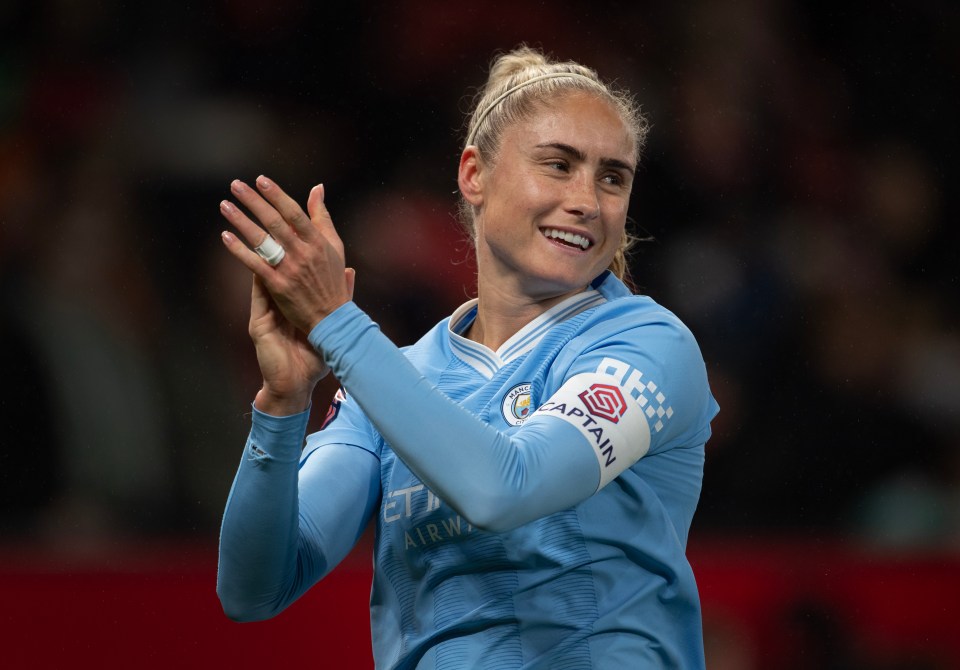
[459,91,637,349]
[219,91,636,415]
[219,180,354,415]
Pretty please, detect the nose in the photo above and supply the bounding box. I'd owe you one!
[564,173,600,220]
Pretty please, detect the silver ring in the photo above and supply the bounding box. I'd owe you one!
[254,235,285,266]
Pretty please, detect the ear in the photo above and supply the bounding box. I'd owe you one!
[458,146,485,206]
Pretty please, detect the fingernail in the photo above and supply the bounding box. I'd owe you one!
[317,183,324,201]
[256,175,271,190]
[220,200,235,213]
[231,179,245,193]
[221,231,235,243]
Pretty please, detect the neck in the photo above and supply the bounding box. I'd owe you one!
[465,280,587,351]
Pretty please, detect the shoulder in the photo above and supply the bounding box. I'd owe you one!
[594,293,688,329]
[396,317,453,369]
[585,271,699,344]
[557,292,718,455]
[576,294,704,364]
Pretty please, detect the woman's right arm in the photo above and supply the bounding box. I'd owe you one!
[216,176,373,620]
[216,406,379,622]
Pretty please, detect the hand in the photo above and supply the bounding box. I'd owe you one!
[219,177,356,414]
[220,176,353,332]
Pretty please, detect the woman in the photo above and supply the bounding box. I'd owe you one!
[217,47,718,669]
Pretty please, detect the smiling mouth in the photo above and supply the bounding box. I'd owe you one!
[541,228,592,250]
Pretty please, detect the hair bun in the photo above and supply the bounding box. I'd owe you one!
[487,46,551,87]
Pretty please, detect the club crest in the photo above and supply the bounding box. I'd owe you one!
[501,383,532,426]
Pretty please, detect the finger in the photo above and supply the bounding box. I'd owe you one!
[221,229,276,275]
[344,267,356,300]
[230,178,301,247]
[220,198,278,255]
[250,273,272,319]
[254,175,318,242]
[307,183,345,253]
[307,183,335,232]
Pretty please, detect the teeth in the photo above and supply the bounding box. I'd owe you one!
[543,228,590,250]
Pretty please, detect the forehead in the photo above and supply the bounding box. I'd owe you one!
[510,92,636,160]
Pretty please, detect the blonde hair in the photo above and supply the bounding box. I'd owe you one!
[459,46,649,284]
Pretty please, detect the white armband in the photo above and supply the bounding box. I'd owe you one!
[531,370,651,490]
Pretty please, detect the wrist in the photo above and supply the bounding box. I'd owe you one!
[254,386,312,416]
[304,298,350,335]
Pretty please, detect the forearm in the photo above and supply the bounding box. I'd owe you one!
[310,303,599,531]
[216,408,311,621]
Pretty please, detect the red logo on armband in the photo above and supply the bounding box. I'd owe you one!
[579,383,627,423]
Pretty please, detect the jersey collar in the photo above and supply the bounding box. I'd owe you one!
[447,287,608,379]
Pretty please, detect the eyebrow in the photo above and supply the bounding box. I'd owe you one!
[534,142,636,175]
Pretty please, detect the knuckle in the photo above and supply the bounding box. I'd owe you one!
[287,209,307,227]
[264,217,285,234]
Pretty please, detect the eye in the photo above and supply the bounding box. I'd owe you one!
[600,172,625,187]
[546,160,569,172]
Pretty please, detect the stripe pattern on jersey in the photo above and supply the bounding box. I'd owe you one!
[448,290,607,379]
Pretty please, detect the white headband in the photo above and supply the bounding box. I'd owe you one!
[465,71,599,147]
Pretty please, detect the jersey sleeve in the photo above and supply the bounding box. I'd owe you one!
[525,308,718,489]
[216,402,380,622]
[308,301,716,532]
[306,385,383,458]
[309,303,596,531]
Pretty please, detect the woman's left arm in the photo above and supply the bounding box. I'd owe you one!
[311,303,715,532]
[220,178,712,532]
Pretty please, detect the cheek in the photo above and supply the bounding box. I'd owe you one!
[506,181,548,213]
[602,201,630,233]
[600,213,629,258]
[486,182,549,229]
[602,194,630,218]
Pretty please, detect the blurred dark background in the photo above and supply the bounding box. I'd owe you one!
[1,1,958,667]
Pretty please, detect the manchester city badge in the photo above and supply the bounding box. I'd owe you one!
[501,383,533,426]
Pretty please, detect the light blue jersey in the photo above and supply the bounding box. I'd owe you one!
[218,272,718,669]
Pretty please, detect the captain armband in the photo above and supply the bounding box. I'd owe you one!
[530,357,673,489]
